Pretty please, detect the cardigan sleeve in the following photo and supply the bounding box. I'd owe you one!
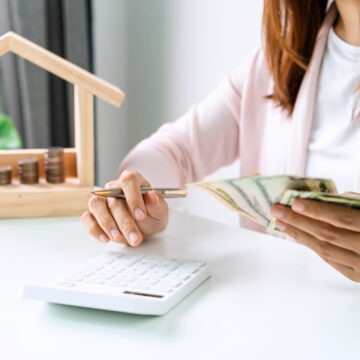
[118,53,256,187]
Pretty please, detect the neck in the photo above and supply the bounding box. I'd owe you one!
[334,0,360,46]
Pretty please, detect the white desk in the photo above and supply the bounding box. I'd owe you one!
[1,210,360,360]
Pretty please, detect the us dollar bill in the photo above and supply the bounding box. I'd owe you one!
[277,190,360,208]
[188,175,337,227]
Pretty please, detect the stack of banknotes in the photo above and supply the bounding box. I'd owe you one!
[189,175,360,233]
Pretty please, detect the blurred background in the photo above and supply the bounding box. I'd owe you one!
[0,0,262,225]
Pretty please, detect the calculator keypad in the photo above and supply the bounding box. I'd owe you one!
[57,252,207,297]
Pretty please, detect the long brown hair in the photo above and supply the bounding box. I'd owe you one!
[262,0,329,115]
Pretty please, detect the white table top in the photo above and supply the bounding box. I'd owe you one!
[1,210,360,360]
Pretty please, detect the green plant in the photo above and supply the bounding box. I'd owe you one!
[0,113,22,149]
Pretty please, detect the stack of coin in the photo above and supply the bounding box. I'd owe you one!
[45,147,65,184]
[0,166,12,185]
[18,158,39,184]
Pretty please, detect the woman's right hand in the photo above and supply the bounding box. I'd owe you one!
[81,170,169,247]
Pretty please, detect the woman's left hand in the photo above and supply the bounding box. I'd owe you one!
[270,197,360,282]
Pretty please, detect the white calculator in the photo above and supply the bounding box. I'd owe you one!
[21,251,210,315]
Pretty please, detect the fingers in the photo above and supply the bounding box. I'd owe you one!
[322,258,360,283]
[289,198,360,232]
[85,191,144,247]
[143,190,168,220]
[271,203,360,282]
[81,196,126,245]
[275,217,360,267]
[108,197,144,246]
[274,218,360,281]
[115,170,150,221]
[82,170,170,247]
[139,191,169,237]
[272,203,360,253]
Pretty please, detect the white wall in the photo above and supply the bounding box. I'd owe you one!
[92,0,129,187]
[92,0,263,225]
[166,0,262,121]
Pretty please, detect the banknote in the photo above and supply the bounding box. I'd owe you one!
[188,175,337,227]
[267,190,360,233]
[278,190,360,208]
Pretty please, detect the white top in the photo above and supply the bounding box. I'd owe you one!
[306,27,360,193]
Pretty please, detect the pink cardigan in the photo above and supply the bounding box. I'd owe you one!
[120,3,343,232]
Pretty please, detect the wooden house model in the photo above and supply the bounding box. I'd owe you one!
[0,31,125,218]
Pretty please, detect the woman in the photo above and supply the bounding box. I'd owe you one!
[82,0,360,282]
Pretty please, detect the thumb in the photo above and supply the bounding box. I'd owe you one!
[144,190,168,221]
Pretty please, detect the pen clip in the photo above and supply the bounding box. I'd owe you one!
[159,189,188,198]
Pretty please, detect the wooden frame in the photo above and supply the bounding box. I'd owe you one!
[0,31,125,218]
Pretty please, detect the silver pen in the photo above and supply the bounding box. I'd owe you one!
[91,187,188,199]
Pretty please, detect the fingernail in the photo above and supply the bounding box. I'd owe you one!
[128,232,140,246]
[134,208,146,220]
[271,206,284,218]
[99,234,109,243]
[275,219,287,232]
[292,200,305,212]
[111,229,121,240]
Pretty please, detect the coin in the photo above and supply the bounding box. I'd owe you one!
[45,147,65,184]
[18,158,39,184]
[0,166,12,185]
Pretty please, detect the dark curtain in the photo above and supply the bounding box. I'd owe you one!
[0,0,92,148]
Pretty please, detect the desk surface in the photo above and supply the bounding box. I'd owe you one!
[1,210,360,360]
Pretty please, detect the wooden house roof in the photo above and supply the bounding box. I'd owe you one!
[0,31,125,107]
